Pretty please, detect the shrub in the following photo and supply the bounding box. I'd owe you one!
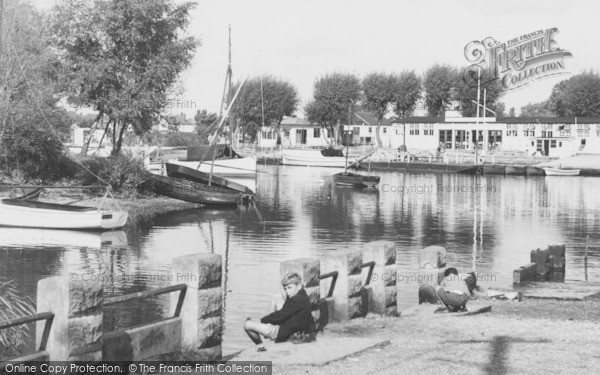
[0,124,77,182]
[75,154,152,197]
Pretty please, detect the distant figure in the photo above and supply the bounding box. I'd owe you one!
[435,268,471,312]
[244,273,315,351]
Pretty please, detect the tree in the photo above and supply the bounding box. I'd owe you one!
[306,73,361,145]
[454,68,504,117]
[520,102,554,117]
[49,0,199,156]
[230,75,298,144]
[362,72,396,147]
[391,70,422,118]
[547,71,600,116]
[423,64,459,116]
[508,107,516,117]
[0,1,73,180]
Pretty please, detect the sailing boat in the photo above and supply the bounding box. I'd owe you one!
[332,119,380,187]
[165,26,256,193]
[152,26,255,206]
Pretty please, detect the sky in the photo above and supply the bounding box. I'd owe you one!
[33,0,600,118]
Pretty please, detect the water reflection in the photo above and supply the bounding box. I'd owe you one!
[0,167,599,357]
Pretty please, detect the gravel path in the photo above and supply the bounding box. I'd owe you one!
[275,298,600,374]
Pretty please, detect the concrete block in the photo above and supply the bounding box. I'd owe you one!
[513,263,537,285]
[419,246,446,269]
[531,248,550,276]
[280,258,320,288]
[321,249,364,322]
[171,254,223,353]
[196,289,222,319]
[548,244,566,270]
[363,241,397,315]
[36,277,103,361]
[171,253,222,290]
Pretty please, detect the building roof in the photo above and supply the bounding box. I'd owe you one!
[390,116,600,124]
[499,117,600,124]
[352,111,392,126]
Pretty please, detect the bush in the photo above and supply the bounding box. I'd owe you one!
[0,124,77,182]
[75,154,152,197]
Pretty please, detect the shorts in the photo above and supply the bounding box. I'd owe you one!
[436,288,469,312]
[264,323,280,340]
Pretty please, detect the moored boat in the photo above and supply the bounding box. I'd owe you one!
[150,175,252,206]
[543,167,581,176]
[482,164,505,175]
[504,165,526,175]
[332,172,380,187]
[0,228,127,249]
[525,166,545,176]
[169,145,257,177]
[282,149,355,167]
[0,199,128,230]
[165,163,254,195]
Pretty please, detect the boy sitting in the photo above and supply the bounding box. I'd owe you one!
[435,267,471,312]
[244,273,315,350]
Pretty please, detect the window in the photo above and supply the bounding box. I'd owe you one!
[507,124,517,136]
[313,128,321,138]
[353,127,360,133]
[383,127,387,134]
[423,124,434,136]
[409,124,420,135]
[261,130,275,140]
[368,127,373,133]
[541,131,553,138]
[524,130,535,137]
[550,140,557,148]
[577,124,590,137]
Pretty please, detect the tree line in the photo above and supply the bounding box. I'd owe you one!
[230,65,505,147]
[1,0,600,183]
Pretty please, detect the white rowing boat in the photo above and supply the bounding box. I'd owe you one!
[0,199,128,229]
[282,149,356,167]
[543,167,581,176]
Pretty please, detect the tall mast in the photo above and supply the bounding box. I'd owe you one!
[227,24,233,147]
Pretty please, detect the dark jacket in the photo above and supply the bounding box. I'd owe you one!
[260,288,315,342]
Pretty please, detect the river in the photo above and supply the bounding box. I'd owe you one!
[1,165,599,355]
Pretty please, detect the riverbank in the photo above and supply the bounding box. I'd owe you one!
[271,296,600,374]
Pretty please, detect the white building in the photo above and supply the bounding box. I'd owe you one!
[256,113,394,148]
[395,116,600,157]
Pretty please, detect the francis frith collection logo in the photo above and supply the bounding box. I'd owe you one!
[464,27,572,90]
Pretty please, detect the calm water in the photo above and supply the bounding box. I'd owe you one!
[1,166,599,355]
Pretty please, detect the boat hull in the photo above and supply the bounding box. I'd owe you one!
[166,163,255,195]
[482,164,505,175]
[543,168,581,176]
[0,228,127,248]
[333,172,380,187]
[504,165,526,175]
[282,150,355,167]
[151,175,249,206]
[525,166,545,176]
[167,156,257,177]
[0,199,128,230]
